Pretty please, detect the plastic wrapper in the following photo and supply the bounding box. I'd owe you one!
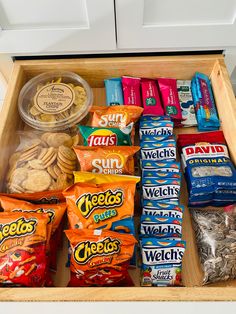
[65,229,137,286]
[6,131,78,194]
[104,78,124,106]
[191,209,236,285]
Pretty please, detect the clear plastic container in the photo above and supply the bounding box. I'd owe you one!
[18,71,93,131]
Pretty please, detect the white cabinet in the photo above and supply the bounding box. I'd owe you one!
[116,0,236,50]
[0,0,116,55]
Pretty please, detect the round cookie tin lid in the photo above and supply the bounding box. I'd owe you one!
[18,71,93,131]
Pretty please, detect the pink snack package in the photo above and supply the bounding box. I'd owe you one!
[141,79,164,116]
[122,76,142,106]
[158,78,182,121]
[224,204,236,214]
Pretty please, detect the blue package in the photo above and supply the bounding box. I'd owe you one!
[179,131,236,207]
[140,238,186,286]
[141,160,180,172]
[140,215,182,236]
[141,142,176,161]
[139,120,174,139]
[142,170,181,180]
[140,115,171,123]
[110,217,135,235]
[140,138,176,148]
[142,177,181,201]
[143,199,179,208]
[104,78,124,106]
[140,135,175,143]
[142,205,184,218]
[110,218,137,266]
[191,72,220,131]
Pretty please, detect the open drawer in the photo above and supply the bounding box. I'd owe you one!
[0,54,236,301]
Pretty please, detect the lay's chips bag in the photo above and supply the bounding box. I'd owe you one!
[78,125,133,146]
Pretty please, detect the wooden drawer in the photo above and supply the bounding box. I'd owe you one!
[0,55,236,301]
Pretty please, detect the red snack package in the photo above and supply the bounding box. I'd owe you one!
[0,195,66,271]
[122,76,142,106]
[65,229,137,286]
[141,79,164,116]
[158,78,182,122]
[0,212,49,287]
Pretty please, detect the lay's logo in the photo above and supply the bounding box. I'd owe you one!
[88,129,117,146]
[74,237,121,264]
[0,218,37,245]
[76,189,124,218]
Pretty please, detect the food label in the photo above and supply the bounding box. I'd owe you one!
[34,83,75,114]
[74,237,121,265]
[88,132,117,146]
[0,217,37,245]
[76,189,124,219]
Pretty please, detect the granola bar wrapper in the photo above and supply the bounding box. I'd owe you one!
[122,76,142,106]
[141,79,164,116]
[158,78,182,124]
[104,78,124,106]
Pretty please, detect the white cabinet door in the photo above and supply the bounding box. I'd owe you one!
[116,0,236,50]
[0,0,116,55]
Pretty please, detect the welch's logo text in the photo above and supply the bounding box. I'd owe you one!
[141,223,182,235]
[140,127,172,137]
[142,185,179,200]
[141,147,176,160]
[142,247,185,266]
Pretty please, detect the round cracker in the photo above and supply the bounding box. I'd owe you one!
[47,165,57,180]
[57,162,74,174]
[57,158,75,170]
[57,153,76,167]
[41,133,52,143]
[58,145,76,161]
[10,167,28,185]
[38,148,48,160]
[47,133,73,148]
[56,173,69,190]
[54,164,62,177]
[28,159,45,170]
[43,153,57,168]
[21,139,41,152]
[21,170,51,192]
[41,147,55,162]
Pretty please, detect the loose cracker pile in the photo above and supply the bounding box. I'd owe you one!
[7,132,78,193]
